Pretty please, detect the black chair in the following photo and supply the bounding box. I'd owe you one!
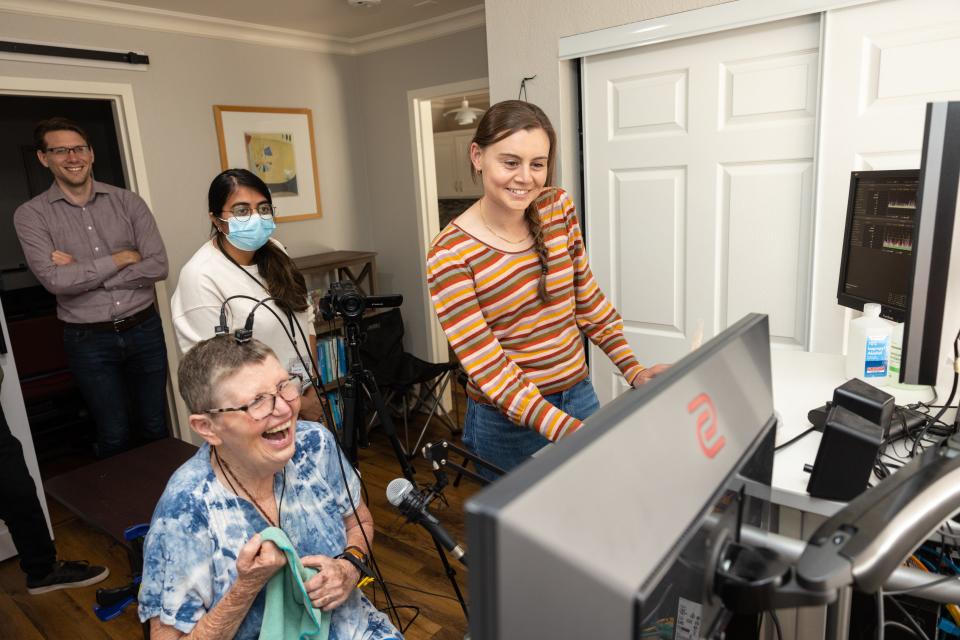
[359,309,461,456]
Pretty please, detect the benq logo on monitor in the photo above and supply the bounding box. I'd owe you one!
[688,393,725,458]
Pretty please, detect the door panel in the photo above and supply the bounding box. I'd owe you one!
[810,0,960,354]
[0,297,52,560]
[583,15,820,402]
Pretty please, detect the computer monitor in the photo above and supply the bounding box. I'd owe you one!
[836,169,920,323]
[901,101,960,386]
[466,313,776,639]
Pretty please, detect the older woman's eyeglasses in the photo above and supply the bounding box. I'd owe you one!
[220,203,276,222]
[203,374,302,420]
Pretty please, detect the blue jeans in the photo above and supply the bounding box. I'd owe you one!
[462,377,600,481]
[63,311,169,457]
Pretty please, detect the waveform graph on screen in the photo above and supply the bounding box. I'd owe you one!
[887,194,917,211]
[882,225,913,252]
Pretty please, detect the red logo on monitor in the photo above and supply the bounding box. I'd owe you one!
[688,393,725,458]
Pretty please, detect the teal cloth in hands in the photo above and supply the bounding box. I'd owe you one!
[258,527,331,640]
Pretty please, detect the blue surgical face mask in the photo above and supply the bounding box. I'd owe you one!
[224,215,276,251]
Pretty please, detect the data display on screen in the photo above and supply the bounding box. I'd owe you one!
[838,171,919,320]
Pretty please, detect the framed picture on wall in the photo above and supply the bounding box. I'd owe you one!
[213,105,322,222]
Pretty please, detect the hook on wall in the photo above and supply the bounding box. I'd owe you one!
[518,75,537,101]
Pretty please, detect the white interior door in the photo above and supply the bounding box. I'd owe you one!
[810,0,960,365]
[583,16,820,402]
[0,298,52,560]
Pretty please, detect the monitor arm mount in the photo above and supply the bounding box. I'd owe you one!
[714,433,960,635]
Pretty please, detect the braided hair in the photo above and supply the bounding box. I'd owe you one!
[470,100,558,301]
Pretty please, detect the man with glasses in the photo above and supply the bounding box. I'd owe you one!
[13,117,170,458]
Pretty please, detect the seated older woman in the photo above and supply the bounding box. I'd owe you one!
[138,335,399,639]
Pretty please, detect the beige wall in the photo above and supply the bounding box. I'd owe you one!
[354,27,488,359]
[0,11,370,294]
[0,13,487,363]
[0,11,487,440]
[484,0,731,187]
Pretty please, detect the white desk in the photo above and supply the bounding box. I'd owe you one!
[767,350,939,640]
[770,350,937,517]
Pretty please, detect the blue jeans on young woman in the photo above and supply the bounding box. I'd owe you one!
[62,310,169,458]
[462,377,601,481]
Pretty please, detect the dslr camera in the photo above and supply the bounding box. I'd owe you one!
[318,281,402,321]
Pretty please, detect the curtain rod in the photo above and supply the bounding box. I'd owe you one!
[0,41,148,65]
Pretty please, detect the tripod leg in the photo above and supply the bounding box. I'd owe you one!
[340,377,359,466]
[361,372,417,482]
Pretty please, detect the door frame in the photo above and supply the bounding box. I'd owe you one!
[558,0,879,60]
[407,77,488,364]
[0,76,188,558]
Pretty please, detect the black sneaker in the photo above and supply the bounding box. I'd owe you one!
[26,560,110,595]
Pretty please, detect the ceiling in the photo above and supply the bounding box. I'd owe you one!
[103,0,485,39]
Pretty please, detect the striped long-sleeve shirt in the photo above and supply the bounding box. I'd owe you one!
[427,189,645,441]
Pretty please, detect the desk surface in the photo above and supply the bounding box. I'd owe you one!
[770,350,935,516]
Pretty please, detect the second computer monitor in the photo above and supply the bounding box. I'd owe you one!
[836,169,920,322]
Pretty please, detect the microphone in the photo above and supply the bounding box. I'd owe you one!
[386,478,467,565]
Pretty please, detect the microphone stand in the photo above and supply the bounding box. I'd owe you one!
[432,531,470,621]
[422,440,506,487]
[414,440,506,623]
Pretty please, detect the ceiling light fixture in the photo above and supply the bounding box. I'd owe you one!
[443,97,485,126]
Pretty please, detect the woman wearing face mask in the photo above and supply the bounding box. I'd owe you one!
[172,169,324,421]
[427,100,669,477]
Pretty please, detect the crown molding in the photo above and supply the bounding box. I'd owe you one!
[349,5,486,55]
[0,0,486,57]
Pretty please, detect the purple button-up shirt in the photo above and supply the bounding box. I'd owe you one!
[14,180,168,324]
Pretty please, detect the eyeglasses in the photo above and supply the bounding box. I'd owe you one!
[203,374,302,420]
[45,145,91,157]
[220,203,277,222]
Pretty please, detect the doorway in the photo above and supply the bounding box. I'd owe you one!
[407,77,488,365]
[0,95,130,471]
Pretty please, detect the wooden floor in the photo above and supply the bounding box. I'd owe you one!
[0,395,477,640]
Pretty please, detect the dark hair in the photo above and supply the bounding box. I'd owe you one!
[178,335,277,413]
[471,100,558,301]
[208,169,308,314]
[34,117,90,152]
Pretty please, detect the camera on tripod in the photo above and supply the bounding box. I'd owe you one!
[318,281,402,321]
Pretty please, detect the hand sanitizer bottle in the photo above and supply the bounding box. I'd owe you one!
[887,321,904,384]
[846,303,893,386]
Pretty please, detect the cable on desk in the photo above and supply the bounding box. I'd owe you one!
[774,426,815,452]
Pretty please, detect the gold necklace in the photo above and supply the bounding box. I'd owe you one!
[479,199,531,245]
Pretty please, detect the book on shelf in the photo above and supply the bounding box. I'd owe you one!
[326,391,342,430]
[316,335,347,385]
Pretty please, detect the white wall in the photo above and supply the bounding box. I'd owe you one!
[354,27,488,359]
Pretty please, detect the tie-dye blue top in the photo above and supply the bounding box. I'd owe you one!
[137,420,400,639]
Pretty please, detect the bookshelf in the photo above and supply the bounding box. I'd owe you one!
[293,250,378,296]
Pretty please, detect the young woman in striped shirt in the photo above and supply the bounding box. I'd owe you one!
[427,100,668,477]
